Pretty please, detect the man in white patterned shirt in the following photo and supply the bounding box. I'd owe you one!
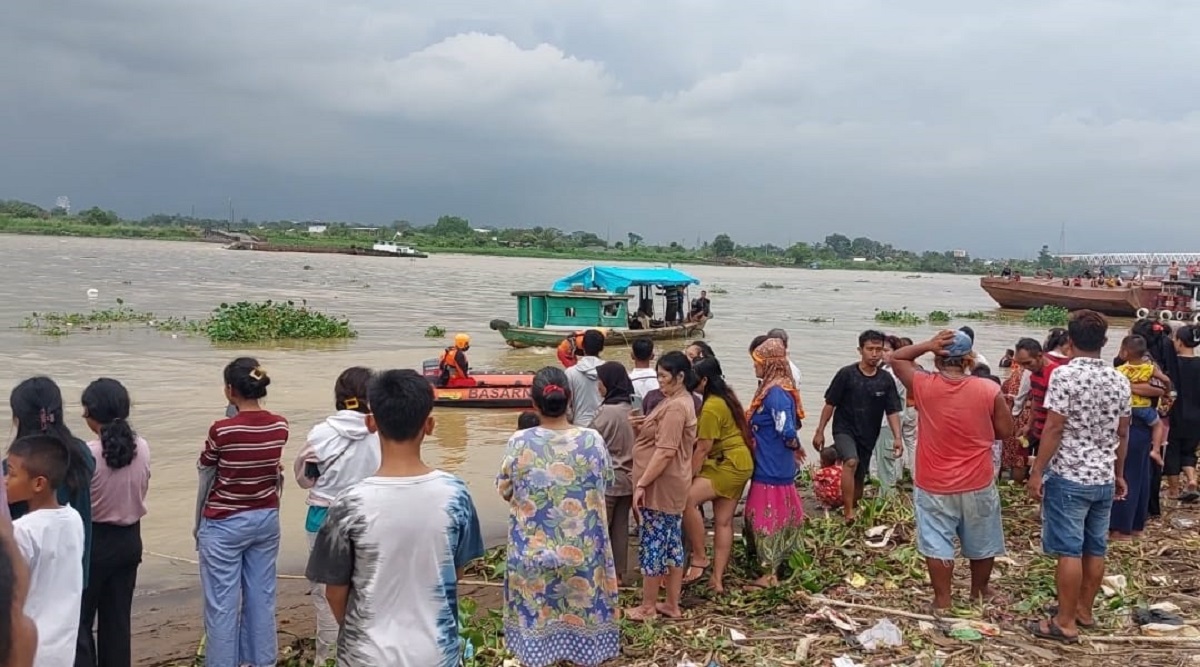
[1027,310,1130,643]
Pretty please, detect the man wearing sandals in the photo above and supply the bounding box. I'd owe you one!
[1027,310,1130,643]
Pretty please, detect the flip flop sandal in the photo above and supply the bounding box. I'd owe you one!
[1179,490,1200,503]
[1044,605,1095,629]
[682,560,710,584]
[1026,618,1080,644]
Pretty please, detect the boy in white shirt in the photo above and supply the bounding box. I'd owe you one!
[6,434,85,667]
[307,369,484,666]
[629,338,660,403]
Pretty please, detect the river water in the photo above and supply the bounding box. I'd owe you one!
[0,236,1086,592]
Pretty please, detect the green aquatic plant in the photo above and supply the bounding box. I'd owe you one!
[21,298,156,332]
[1023,305,1070,327]
[954,310,991,320]
[927,310,952,324]
[203,300,356,342]
[425,325,447,338]
[707,285,729,294]
[874,308,924,325]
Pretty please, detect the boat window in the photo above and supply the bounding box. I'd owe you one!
[602,301,622,317]
[565,307,577,317]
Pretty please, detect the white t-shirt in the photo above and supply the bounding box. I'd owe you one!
[14,506,85,667]
[306,472,485,667]
[789,359,803,387]
[629,368,660,400]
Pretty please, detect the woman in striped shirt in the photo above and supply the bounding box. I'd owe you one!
[197,358,289,667]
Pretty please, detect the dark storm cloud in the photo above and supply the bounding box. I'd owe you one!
[3,1,1200,255]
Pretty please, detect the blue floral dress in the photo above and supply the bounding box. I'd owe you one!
[496,426,621,667]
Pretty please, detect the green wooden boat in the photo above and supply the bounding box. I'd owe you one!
[489,265,707,349]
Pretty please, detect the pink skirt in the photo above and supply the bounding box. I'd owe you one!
[745,481,805,536]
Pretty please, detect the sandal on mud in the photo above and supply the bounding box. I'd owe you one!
[1179,489,1200,503]
[1026,618,1080,644]
[682,560,710,584]
[1045,605,1095,629]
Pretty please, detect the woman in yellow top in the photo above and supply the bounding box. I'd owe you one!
[681,357,754,592]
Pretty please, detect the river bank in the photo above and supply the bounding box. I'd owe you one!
[0,216,992,273]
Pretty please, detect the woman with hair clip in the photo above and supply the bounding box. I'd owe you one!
[7,377,96,585]
[681,357,753,593]
[628,351,697,621]
[77,378,151,667]
[197,358,289,667]
[292,367,379,664]
[497,367,619,667]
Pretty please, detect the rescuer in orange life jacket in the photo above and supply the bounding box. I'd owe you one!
[557,331,587,368]
[439,333,478,387]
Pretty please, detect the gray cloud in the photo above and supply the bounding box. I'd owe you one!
[3,1,1200,255]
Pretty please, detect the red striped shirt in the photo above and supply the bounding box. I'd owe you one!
[1028,356,1065,439]
[199,410,289,519]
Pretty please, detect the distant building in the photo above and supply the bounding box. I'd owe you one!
[308,224,328,234]
[852,257,868,262]
[952,249,968,258]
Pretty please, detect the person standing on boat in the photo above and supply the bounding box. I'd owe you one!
[438,334,477,388]
[664,286,685,325]
[687,290,712,323]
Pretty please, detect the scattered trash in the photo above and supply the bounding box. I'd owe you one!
[917,620,938,635]
[728,628,747,642]
[855,618,904,650]
[1142,623,1200,637]
[1134,607,1185,626]
[846,572,868,588]
[674,657,701,667]
[1150,601,1183,614]
[832,656,865,667]
[948,619,1001,637]
[86,288,99,299]
[994,556,1019,567]
[1151,575,1174,585]
[794,636,813,662]
[948,627,983,641]
[1170,517,1197,530]
[805,606,859,632]
[1101,574,1127,597]
[864,525,895,549]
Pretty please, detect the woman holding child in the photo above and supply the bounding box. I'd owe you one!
[497,367,620,667]
[197,358,288,667]
[744,338,807,589]
[681,357,753,593]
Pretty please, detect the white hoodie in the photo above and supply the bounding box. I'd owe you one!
[567,356,604,426]
[293,410,381,507]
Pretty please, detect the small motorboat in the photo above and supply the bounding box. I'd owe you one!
[420,360,534,409]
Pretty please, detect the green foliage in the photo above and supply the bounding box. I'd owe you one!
[204,300,355,342]
[927,310,951,324]
[711,233,735,257]
[425,325,447,338]
[1023,305,1070,326]
[21,298,158,336]
[81,206,120,226]
[428,215,471,237]
[874,308,924,325]
[954,310,991,320]
[0,200,47,218]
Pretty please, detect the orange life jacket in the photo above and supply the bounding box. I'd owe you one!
[557,333,586,368]
[439,347,467,379]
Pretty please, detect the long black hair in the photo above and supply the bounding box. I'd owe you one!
[531,367,571,418]
[1044,327,1069,354]
[692,357,752,445]
[10,377,91,497]
[687,341,715,362]
[657,351,697,392]
[81,378,138,470]
[1132,319,1181,385]
[334,366,372,413]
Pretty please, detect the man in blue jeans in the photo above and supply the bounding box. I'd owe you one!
[1027,310,1130,643]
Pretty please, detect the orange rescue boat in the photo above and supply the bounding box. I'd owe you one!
[421,361,534,409]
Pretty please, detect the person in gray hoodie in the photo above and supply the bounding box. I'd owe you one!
[292,367,380,663]
[567,330,606,426]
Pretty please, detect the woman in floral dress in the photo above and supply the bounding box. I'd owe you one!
[496,367,620,667]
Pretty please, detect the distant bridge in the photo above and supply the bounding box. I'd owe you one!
[1056,253,1200,267]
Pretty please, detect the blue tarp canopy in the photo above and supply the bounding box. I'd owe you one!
[552,265,700,293]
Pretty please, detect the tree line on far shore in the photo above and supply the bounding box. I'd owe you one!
[0,199,1062,275]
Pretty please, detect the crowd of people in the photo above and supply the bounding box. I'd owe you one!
[3,312,1200,667]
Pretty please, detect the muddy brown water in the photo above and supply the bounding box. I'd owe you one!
[1,235,1097,593]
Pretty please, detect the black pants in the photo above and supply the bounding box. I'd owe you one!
[76,522,142,667]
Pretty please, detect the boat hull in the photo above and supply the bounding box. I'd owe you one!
[979,277,1159,317]
[490,322,706,348]
[421,362,534,409]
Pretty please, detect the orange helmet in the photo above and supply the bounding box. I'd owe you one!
[454,333,471,349]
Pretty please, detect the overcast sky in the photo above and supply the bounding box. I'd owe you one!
[3,1,1200,256]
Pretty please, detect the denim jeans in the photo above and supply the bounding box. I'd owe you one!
[198,509,281,667]
[1041,473,1113,558]
[914,485,1006,561]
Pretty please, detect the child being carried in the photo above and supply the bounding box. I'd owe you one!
[1118,335,1171,465]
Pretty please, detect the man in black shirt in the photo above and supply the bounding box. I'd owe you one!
[687,290,712,323]
[813,329,903,522]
